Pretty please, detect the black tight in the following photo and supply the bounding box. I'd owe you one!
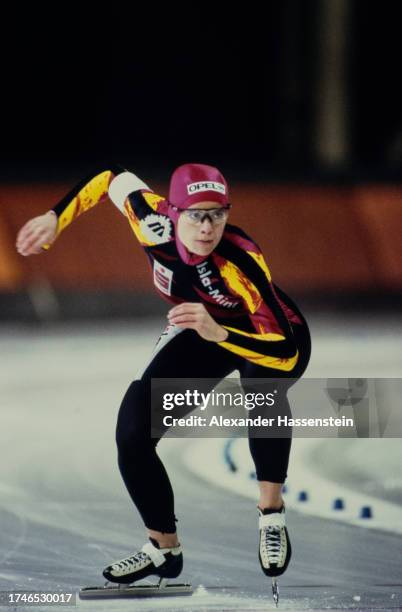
[116,324,310,533]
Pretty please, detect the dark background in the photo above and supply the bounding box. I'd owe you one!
[2,0,401,181]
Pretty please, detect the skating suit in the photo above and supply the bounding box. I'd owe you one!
[43,166,311,377]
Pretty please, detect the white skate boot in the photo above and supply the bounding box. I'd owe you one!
[258,504,291,606]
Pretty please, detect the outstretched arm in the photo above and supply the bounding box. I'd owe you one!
[16,167,122,256]
[15,165,153,255]
[16,165,172,256]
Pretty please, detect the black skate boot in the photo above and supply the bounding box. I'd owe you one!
[258,504,291,578]
[103,537,183,585]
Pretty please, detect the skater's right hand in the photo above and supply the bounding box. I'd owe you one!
[16,211,58,256]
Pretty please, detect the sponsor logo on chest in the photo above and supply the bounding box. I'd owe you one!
[196,262,239,309]
[153,260,173,296]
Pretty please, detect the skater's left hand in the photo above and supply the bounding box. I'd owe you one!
[167,303,229,342]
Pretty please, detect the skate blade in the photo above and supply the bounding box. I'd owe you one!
[79,583,193,599]
[272,578,279,607]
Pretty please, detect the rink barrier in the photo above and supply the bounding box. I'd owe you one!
[223,439,375,522]
[209,438,402,536]
[210,438,402,534]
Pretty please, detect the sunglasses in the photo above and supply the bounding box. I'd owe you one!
[169,204,232,226]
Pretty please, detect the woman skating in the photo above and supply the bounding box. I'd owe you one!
[16,163,311,590]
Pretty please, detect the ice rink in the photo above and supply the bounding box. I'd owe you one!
[1,313,401,610]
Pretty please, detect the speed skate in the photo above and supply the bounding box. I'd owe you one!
[258,505,292,607]
[79,537,192,599]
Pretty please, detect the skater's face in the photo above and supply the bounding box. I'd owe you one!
[177,201,229,256]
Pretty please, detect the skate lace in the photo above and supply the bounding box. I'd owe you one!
[114,551,149,570]
[264,526,282,563]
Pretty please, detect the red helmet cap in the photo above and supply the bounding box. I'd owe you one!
[168,163,229,209]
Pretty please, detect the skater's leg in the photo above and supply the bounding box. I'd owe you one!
[239,362,304,580]
[246,406,293,579]
[116,327,239,545]
[241,375,293,496]
[238,358,295,498]
[236,319,310,589]
[116,378,178,534]
[248,396,292,513]
[242,322,311,507]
